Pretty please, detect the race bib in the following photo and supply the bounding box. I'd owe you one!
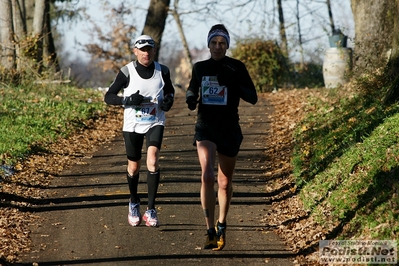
[134,102,157,124]
[201,76,227,105]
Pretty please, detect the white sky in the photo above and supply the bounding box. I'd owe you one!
[55,0,354,63]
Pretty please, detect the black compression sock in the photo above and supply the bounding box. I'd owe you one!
[207,228,216,239]
[217,221,226,228]
[127,172,140,203]
[147,169,160,210]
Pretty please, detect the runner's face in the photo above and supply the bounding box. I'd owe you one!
[134,46,155,66]
[209,36,227,61]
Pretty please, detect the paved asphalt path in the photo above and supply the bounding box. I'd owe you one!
[19,94,294,266]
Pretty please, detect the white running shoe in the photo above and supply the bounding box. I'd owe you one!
[128,202,141,226]
[143,209,159,227]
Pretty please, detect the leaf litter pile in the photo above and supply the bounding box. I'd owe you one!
[260,89,328,265]
[1,90,325,265]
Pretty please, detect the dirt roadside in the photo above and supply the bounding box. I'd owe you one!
[15,93,298,266]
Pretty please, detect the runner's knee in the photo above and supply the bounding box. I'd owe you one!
[127,160,140,175]
[217,177,231,190]
[202,172,215,187]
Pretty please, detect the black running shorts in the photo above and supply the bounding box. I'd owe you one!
[123,125,164,161]
[193,122,243,157]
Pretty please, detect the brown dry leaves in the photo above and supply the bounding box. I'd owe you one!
[0,209,35,262]
[261,88,331,265]
[0,106,123,263]
[1,89,329,265]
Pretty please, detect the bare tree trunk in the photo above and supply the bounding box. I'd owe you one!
[171,0,193,69]
[381,1,399,104]
[351,0,399,102]
[277,0,288,57]
[32,0,45,66]
[326,0,335,34]
[32,0,45,36]
[295,0,304,67]
[43,0,59,71]
[12,0,26,70]
[142,0,171,61]
[12,0,26,37]
[351,0,394,73]
[24,0,35,34]
[1,0,59,74]
[391,1,399,59]
[0,0,16,70]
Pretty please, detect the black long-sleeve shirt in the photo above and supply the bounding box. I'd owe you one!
[105,61,175,105]
[187,56,257,125]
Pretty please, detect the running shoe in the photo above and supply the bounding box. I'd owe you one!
[213,221,226,251]
[203,228,217,249]
[128,202,141,226]
[143,209,159,227]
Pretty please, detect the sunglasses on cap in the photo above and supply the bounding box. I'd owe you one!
[135,39,155,45]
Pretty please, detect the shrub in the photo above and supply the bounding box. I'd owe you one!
[231,39,285,92]
[291,62,324,88]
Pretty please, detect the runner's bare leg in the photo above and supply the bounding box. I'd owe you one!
[196,140,217,229]
[216,153,236,224]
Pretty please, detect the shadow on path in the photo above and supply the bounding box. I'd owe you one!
[19,98,294,266]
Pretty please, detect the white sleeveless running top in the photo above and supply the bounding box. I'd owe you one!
[122,61,166,133]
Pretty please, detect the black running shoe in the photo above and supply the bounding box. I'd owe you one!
[203,228,217,249]
[213,221,226,251]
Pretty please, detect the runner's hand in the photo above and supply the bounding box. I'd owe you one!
[186,95,197,110]
[186,96,197,110]
[123,91,144,105]
[161,95,174,111]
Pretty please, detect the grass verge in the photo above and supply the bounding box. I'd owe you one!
[0,83,106,166]
[292,84,399,243]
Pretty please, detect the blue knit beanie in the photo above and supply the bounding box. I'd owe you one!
[207,25,230,48]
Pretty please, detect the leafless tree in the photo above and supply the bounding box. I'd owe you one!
[0,0,59,73]
[0,0,16,69]
[295,0,304,66]
[277,0,288,57]
[82,2,138,73]
[170,0,193,69]
[350,0,399,102]
[32,0,45,67]
[66,0,355,87]
[351,0,395,72]
[142,0,170,61]
[326,0,335,34]
[12,0,26,70]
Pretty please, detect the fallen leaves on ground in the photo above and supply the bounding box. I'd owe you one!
[260,88,330,265]
[0,106,123,264]
[1,90,326,265]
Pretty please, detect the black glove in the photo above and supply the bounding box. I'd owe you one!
[123,91,144,105]
[186,90,198,110]
[160,95,174,111]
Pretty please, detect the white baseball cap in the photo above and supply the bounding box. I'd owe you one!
[134,35,155,49]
